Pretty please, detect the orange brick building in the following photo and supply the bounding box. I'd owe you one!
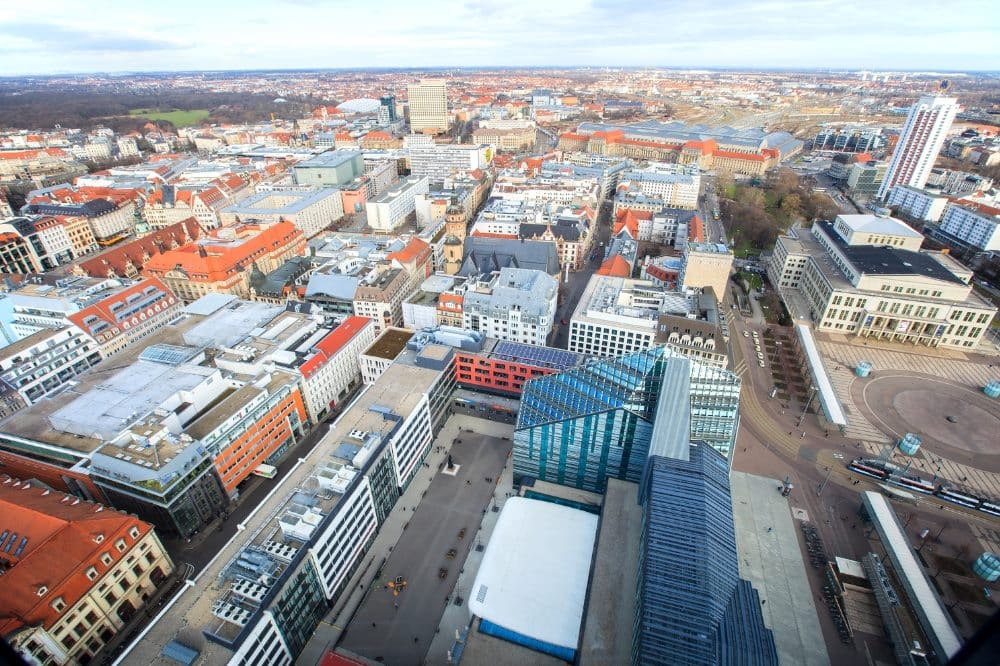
[0,476,174,665]
[142,221,306,302]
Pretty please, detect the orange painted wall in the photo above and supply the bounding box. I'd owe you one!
[214,390,307,493]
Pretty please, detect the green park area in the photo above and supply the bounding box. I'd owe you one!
[128,108,210,126]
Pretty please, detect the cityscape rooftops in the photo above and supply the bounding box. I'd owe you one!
[121,361,442,665]
[220,188,342,216]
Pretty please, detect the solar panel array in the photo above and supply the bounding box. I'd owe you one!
[492,341,583,370]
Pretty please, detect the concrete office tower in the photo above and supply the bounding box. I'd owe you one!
[877,96,958,200]
[408,80,449,134]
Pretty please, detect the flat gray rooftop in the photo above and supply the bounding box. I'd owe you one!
[730,471,830,666]
[579,478,641,666]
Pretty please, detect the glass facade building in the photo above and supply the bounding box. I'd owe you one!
[513,347,740,493]
[633,444,777,666]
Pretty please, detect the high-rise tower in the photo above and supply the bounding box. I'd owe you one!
[407,80,449,134]
[877,95,958,200]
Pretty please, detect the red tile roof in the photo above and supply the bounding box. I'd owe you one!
[143,221,305,284]
[386,237,431,266]
[613,208,651,237]
[74,218,202,278]
[646,264,676,282]
[437,293,463,310]
[0,148,66,160]
[688,214,705,242]
[0,475,152,635]
[299,316,373,378]
[596,255,631,277]
[67,277,179,342]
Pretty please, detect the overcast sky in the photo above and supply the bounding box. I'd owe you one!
[0,0,998,75]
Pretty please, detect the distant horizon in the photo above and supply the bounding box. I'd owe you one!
[2,65,999,80]
[1,0,998,76]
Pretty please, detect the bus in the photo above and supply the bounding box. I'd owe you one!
[252,464,277,479]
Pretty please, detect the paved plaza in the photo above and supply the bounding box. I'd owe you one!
[816,336,1000,499]
[338,433,512,666]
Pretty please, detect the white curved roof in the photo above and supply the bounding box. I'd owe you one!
[468,497,598,650]
[337,98,380,114]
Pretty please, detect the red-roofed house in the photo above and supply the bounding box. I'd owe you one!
[312,106,342,119]
[387,237,433,292]
[142,221,306,302]
[361,131,401,150]
[72,218,202,279]
[613,208,652,239]
[0,475,173,666]
[596,254,632,277]
[688,213,705,243]
[67,277,183,357]
[296,316,376,421]
[436,292,464,327]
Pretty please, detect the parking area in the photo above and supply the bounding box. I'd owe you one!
[338,433,512,666]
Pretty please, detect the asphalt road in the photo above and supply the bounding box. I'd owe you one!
[699,175,724,244]
[550,201,612,349]
[338,434,512,666]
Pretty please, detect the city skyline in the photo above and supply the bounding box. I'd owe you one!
[1,0,999,76]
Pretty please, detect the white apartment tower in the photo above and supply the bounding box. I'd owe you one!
[877,95,958,200]
[408,80,449,134]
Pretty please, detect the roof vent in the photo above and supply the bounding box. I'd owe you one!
[36,586,48,597]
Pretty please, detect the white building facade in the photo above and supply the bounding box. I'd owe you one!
[877,96,958,200]
[885,185,949,222]
[365,176,429,232]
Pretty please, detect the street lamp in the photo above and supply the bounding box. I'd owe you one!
[798,385,818,427]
